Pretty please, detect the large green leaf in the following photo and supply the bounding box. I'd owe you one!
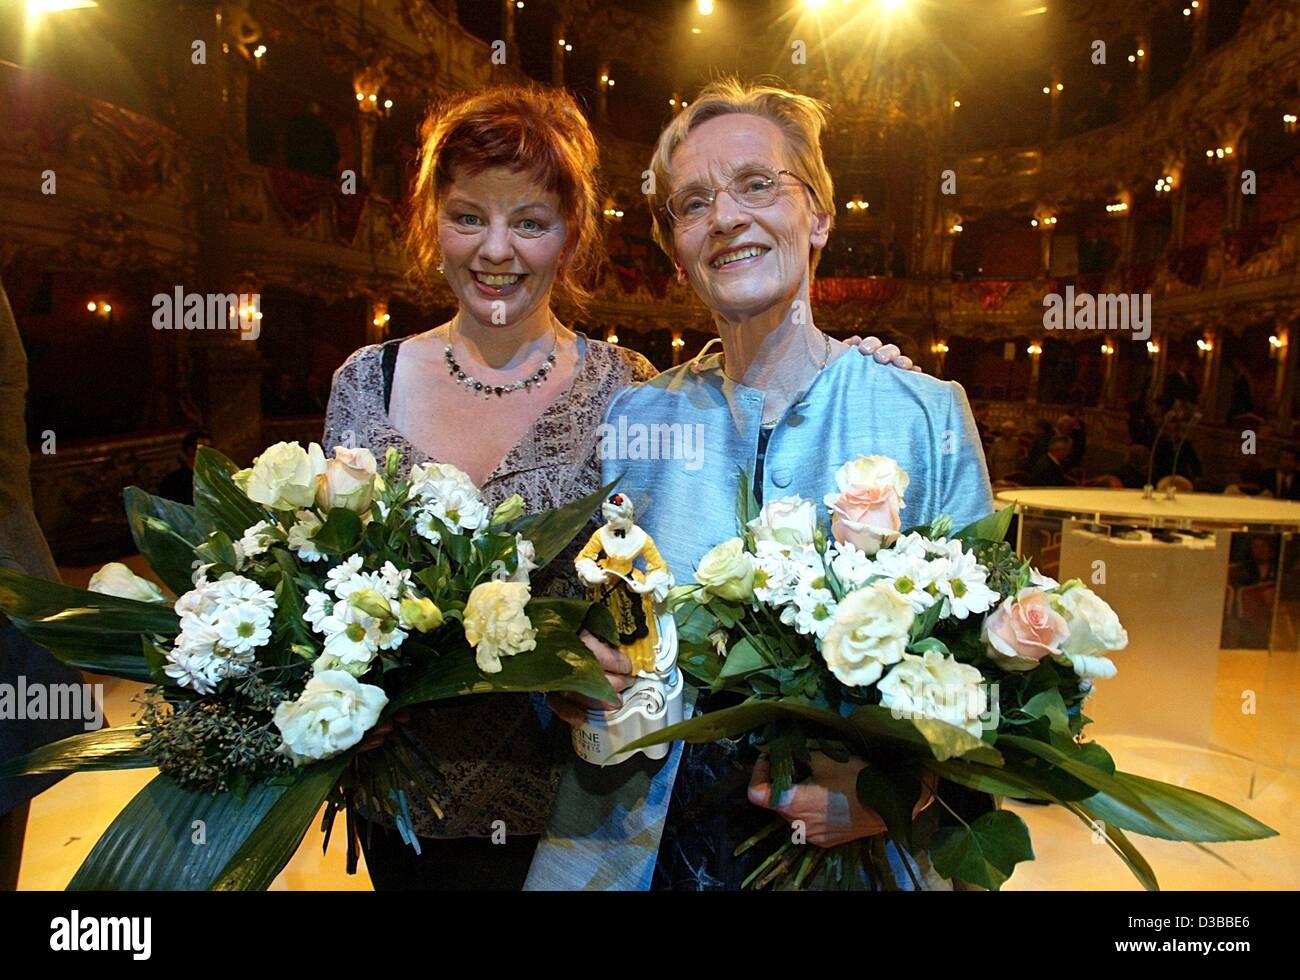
[386,598,616,711]
[928,758,1057,800]
[849,705,1004,765]
[210,754,351,890]
[856,764,921,851]
[69,773,289,890]
[123,486,211,595]
[953,505,1014,545]
[506,480,617,568]
[622,699,861,754]
[0,725,152,777]
[931,809,1034,890]
[1082,771,1277,843]
[193,445,266,539]
[0,567,177,682]
[1067,804,1160,891]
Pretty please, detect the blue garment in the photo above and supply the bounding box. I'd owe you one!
[524,348,993,890]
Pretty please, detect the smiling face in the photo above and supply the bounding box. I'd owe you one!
[437,166,569,328]
[668,113,830,321]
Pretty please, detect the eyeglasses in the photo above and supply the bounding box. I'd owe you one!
[663,168,813,227]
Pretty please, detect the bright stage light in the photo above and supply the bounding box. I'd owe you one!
[804,0,829,10]
[697,0,715,14]
[27,0,98,13]
[879,0,908,11]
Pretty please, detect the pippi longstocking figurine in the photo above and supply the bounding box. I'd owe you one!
[574,493,672,673]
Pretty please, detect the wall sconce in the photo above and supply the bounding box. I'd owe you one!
[1146,340,1160,354]
[671,336,685,349]
[1155,175,1175,194]
[1269,334,1288,359]
[1285,113,1298,134]
[949,223,963,234]
[845,198,869,211]
[1026,343,1042,356]
[1100,342,1115,355]
[1106,201,1128,214]
[931,341,949,354]
[606,332,619,344]
[1196,338,1214,355]
[86,300,112,320]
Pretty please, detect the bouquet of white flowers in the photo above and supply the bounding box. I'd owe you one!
[0,442,619,890]
[626,455,1275,890]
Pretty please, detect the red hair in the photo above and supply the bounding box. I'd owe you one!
[405,85,602,311]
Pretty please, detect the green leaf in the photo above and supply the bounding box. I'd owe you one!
[1068,805,1160,891]
[210,754,351,890]
[506,479,618,568]
[856,765,921,851]
[622,699,860,754]
[717,636,765,683]
[386,598,617,710]
[931,809,1034,890]
[1082,770,1277,843]
[736,465,759,531]
[849,705,1003,765]
[1017,689,1071,738]
[0,567,177,682]
[907,636,951,657]
[269,549,314,665]
[311,508,362,555]
[0,725,151,777]
[953,505,1014,546]
[69,772,292,890]
[928,758,1057,800]
[123,487,211,595]
[193,445,265,539]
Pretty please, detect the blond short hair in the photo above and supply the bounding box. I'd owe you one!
[647,77,836,273]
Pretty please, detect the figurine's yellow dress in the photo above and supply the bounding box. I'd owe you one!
[575,525,668,673]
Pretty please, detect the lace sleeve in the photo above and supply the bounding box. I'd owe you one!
[322,346,378,451]
[618,348,660,384]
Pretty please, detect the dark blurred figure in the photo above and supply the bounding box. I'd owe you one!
[158,430,213,506]
[284,101,340,178]
[987,421,1025,482]
[265,370,315,416]
[1260,445,1300,501]
[1227,359,1257,422]
[1152,419,1203,482]
[1107,443,1149,490]
[1,273,104,890]
[1027,419,1054,466]
[1056,414,1086,470]
[1127,397,1157,446]
[1160,355,1200,413]
[1028,435,1076,487]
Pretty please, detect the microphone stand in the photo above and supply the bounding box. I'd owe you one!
[1166,411,1202,499]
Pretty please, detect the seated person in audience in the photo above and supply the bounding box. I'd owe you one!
[1106,443,1149,490]
[1056,414,1086,469]
[158,430,212,506]
[1259,445,1300,501]
[1026,419,1054,466]
[1224,461,1269,497]
[1151,419,1202,482]
[987,421,1024,481]
[1028,435,1076,487]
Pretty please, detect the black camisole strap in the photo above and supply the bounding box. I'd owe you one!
[381,339,403,414]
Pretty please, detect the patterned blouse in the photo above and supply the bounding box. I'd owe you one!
[323,333,657,838]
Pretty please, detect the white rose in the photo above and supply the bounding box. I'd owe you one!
[877,649,988,737]
[410,461,479,498]
[463,580,537,674]
[234,441,327,511]
[1053,583,1126,679]
[315,446,377,513]
[820,581,914,687]
[273,670,388,764]
[694,537,756,603]
[88,562,167,603]
[747,496,818,549]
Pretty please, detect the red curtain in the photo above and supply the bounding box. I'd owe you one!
[810,277,906,307]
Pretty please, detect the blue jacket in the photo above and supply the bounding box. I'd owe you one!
[524,349,993,890]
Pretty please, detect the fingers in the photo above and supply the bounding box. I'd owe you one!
[859,335,883,354]
[546,693,589,728]
[747,757,797,810]
[579,629,634,676]
[874,343,902,364]
[843,334,864,347]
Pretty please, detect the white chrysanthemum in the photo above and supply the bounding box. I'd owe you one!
[303,589,334,633]
[212,574,276,612]
[781,574,836,640]
[868,547,940,614]
[287,509,326,562]
[325,555,365,595]
[828,540,875,593]
[319,607,384,669]
[164,618,255,694]
[273,670,388,765]
[819,581,914,687]
[215,603,272,654]
[311,649,372,678]
[877,649,988,737]
[933,549,999,620]
[419,482,491,539]
[378,560,412,599]
[752,539,811,608]
[237,520,277,560]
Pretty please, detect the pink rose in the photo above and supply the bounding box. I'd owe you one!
[827,484,901,554]
[982,589,1069,671]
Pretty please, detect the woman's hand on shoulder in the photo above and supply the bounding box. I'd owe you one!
[844,335,921,373]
